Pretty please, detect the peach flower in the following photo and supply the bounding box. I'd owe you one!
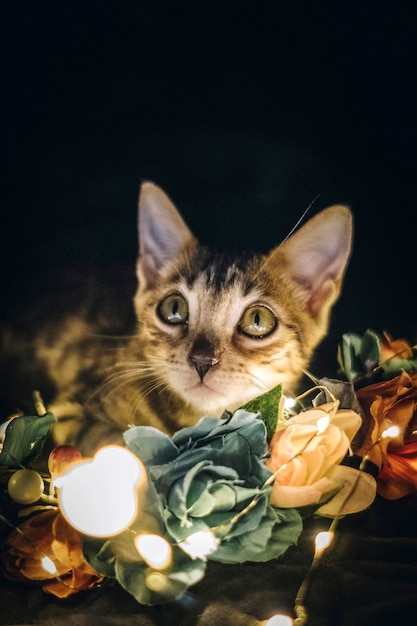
[1,509,104,597]
[266,403,363,509]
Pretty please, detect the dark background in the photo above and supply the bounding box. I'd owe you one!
[2,1,417,372]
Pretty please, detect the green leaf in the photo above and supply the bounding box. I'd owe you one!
[0,412,57,468]
[241,384,282,441]
[338,333,365,381]
[360,329,381,371]
[338,330,382,382]
[381,356,417,377]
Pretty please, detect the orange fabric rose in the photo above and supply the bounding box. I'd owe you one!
[1,509,104,597]
[379,331,415,362]
[355,369,417,498]
[376,442,417,499]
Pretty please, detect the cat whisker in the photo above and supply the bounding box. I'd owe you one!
[87,332,137,341]
[103,362,168,399]
[254,196,322,285]
[85,369,167,427]
[301,368,320,385]
[113,362,158,372]
[247,372,272,392]
[85,371,141,405]
[279,194,321,246]
[126,378,170,424]
[86,361,160,401]
[139,375,170,397]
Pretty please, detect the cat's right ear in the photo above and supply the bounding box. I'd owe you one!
[137,182,196,288]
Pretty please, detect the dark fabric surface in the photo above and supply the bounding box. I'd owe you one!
[1,494,417,625]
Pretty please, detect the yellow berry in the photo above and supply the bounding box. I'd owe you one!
[8,469,45,504]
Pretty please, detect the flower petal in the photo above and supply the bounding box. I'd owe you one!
[316,465,377,517]
[270,477,332,508]
[377,442,417,499]
[124,426,179,465]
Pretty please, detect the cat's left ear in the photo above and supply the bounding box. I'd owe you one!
[276,205,353,319]
[137,182,196,288]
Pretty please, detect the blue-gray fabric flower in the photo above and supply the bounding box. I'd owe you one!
[124,410,302,564]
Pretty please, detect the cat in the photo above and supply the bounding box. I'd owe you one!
[0,182,353,454]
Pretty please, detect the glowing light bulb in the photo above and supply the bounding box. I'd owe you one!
[179,530,219,560]
[316,414,330,434]
[314,530,334,555]
[135,534,172,569]
[284,396,297,410]
[55,445,145,537]
[41,556,58,575]
[145,571,170,593]
[381,425,400,439]
[264,615,294,626]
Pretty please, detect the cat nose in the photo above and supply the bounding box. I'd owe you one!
[188,336,221,382]
[190,356,220,382]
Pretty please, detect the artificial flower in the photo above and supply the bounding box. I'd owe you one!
[376,442,417,499]
[354,369,417,498]
[1,509,104,598]
[339,329,417,384]
[124,410,303,564]
[82,410,303,607]
[379,331,416,363]
[266,403,363,509]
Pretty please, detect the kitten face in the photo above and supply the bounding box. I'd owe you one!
[133,182,353,420]
[135,250,309,416]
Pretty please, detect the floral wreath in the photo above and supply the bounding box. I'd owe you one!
[1,329,416,625]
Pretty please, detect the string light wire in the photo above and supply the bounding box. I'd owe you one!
[293,423,401,624]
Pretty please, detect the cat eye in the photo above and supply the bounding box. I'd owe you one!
[238,305,277,338]
[157,293,189,325]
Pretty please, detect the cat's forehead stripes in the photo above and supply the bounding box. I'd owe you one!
[183,248,262,295]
